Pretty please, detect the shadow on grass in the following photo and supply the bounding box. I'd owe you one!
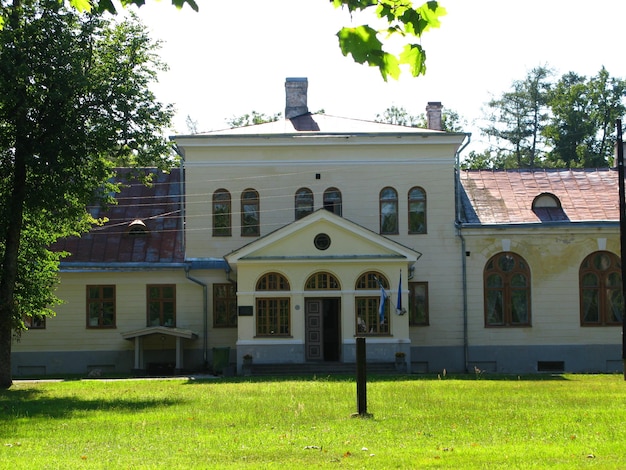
[0,387,183,422]
[184,372,574,385]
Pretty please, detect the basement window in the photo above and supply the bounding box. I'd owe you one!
[537,361,564,372]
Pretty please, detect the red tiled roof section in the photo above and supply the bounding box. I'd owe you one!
[54,168,184,263]
[460,169,620,224]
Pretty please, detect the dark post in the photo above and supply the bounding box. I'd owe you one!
[356,337,368,416]
[617,119,626,380]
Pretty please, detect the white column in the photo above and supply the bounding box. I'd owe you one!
[175,336,183,370]
[134,336,143,369]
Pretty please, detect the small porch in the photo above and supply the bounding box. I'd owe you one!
[121,326,198,375]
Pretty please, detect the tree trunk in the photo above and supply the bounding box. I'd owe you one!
[0,0,27,389]
[0,151,26,388]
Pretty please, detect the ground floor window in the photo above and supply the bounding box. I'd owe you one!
[356,297,389,335]
[87,285,116,328]
[409,282,429,326]
[256,298,290,336]
[580,251,623,326]
[24,315,46,329]
[213,283,237,328]
[147,284,176,327]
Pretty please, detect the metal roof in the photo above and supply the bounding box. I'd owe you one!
[459,168,619,225]
[54,168,184,264]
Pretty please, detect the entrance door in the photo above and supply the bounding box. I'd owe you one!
[305,298,341,361]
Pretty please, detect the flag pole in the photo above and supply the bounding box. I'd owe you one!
[616,119,626,381]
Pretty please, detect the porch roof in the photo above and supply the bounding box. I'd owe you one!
[121,326,198,340]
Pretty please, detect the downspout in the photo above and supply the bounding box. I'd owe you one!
[455,133,472,373]
[185,266,209,369]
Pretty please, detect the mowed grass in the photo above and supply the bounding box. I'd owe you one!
[1,374,626,469]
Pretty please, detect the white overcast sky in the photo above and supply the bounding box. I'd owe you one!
[131,0,626,153]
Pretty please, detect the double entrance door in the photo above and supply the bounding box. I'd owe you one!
[305,298,341,362]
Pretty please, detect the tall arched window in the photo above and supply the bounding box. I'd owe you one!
[408,187,426,234]
[484,252,531,327]
[295,187,314,220]
[380,187,398,234]
[241,189,259,236]
[212,189,231,237]
[580,251,623,326]
[323,187,342,216]
[256,272,290,336]
[355,271,389,335]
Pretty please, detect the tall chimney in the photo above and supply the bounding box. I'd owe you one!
[426,101,443,131]
[285,77,308,119]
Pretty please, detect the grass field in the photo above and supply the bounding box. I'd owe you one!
[1,374,626,468]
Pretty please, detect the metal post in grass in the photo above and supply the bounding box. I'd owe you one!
[617,119,626,381]
[354,336,372,417]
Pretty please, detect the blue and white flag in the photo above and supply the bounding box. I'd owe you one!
[377,277,387,324]
[396,271,403,314]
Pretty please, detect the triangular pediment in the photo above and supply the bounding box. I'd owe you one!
[225,209,420,269]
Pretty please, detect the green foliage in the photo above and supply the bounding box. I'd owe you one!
[479,66,626,169]
[334,1,446,80]
[481,66,553,169]
[226,110,282,128]
[0,1,174,386]
[2,375,626,467]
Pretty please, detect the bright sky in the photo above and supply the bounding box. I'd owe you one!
[133,0,626,153]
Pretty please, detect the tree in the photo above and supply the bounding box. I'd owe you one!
[43,1,447,81]
[334,1,447,80]
[0,1,173,388]
[481,66,552,168]
[544,67,626,167]
[226,111,282,128]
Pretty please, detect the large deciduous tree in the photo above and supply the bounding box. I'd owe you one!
[544,67,626,168]
[0,1,173,388]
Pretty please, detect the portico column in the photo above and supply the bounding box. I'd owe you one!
[175,336,183,371]
[134,336,144,370]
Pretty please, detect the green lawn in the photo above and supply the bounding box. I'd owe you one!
[1,374,625,468]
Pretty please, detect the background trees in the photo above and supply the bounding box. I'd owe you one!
[0,2,173,388]
[467,66,626,169]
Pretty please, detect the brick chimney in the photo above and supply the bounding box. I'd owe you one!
[426,101,443,131]
[285,77,308,119]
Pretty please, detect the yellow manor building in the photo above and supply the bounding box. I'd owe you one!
[12,78,624,376]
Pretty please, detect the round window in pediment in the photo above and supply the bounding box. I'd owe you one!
[314,233,331,251]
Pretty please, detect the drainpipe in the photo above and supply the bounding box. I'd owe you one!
[454,134,472,373]
[185,266,209,369]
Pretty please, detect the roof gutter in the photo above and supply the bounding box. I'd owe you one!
[185,266,209,369]
[59,262,189,273]
[454,133,472,373]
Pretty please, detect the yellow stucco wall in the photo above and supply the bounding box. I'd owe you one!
[463,227,621,346]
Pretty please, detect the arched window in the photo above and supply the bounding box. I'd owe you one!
[380,187,398,234]
[323,187,342,216]
[355,271,389,335]
[212,189,231,237]
[241,189,259,236]
[256,272,290,336]
[295,187,314,220]
[484,252,531,327]
[408,187,426,234]
[580,251,623,326]
[305,272,341,290]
